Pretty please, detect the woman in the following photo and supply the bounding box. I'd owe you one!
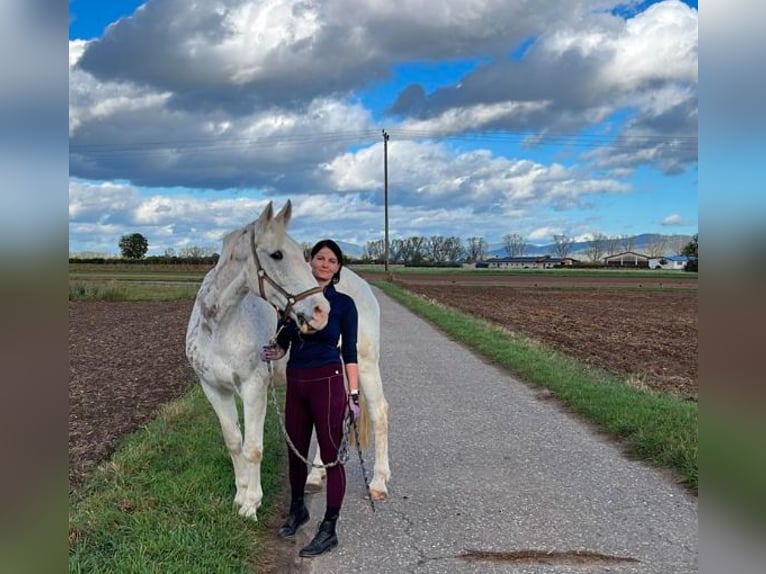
[260,239,361,558]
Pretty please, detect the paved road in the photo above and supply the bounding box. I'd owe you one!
[290,288,697,573]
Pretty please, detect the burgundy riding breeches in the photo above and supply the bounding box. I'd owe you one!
[284,363,347,509]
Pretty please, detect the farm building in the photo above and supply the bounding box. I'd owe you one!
[480,255,577,269]
[603,251,650,268]
[647,255,695,270]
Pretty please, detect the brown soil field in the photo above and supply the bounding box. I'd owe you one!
[388,272,697,400]
[69,272,697,490]
[69,300,196,491]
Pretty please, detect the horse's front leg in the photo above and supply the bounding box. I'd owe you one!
[238,377,268,520]
[199,382,249,507]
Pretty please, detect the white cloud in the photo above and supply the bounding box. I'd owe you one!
[67,1,698,254]
[661,213,686,226]
[322,139,629,210]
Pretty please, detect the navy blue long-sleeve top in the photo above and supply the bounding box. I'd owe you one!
[276,283,358,368]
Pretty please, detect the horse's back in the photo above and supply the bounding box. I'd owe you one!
[336,268,380,363]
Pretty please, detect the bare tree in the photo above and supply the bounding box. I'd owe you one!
[444,236,465,262]
[466,236,488,262]
[364,239,384,263]
[620,234,635,252]
[646,234,667,257]
[606,235,621,256]
[503,233,527,257]
[163,247,176,258]
[668,235,687,255]
[389,238,405,264]
[180,245,206,258]
[300,241,312,261]
[427,235,447,262]
[583,232,608,263]
[553,234,575,258]
[401,236,427,264]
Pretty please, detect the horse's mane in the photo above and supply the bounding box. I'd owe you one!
[219,223,253,263]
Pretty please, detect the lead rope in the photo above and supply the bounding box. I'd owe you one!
[350,407,376,513]
[265,324,375,511]
[265,332,349,468]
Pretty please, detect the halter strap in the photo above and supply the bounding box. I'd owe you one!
[249,228,324,319]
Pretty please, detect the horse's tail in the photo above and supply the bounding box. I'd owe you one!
[350,392,371,450]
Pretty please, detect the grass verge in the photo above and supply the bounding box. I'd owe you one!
[374,280,698,491]
[69,384,288,573]
[69,280,200,301]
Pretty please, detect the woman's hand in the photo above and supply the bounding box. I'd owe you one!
[260,345,284,362]
[348,392,361,422]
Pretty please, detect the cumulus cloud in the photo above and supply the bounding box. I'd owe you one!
[388,1,698,172]
[321,139,630,211]
[70,40,376,189]
[73,0,616,112]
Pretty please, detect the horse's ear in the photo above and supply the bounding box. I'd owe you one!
[274,200,292,227]
[257,201,274,226]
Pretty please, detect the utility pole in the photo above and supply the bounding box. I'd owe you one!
[382,129,390,273]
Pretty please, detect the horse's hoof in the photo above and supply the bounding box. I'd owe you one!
[370,489,387,501]
[238,501,261,521]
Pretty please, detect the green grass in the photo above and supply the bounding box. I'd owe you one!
[69,280,200,301]
[69,385,288,573]
[69,262,208,301]
[373,280,698,491]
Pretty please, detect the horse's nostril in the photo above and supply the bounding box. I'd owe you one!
[314,305,324,317]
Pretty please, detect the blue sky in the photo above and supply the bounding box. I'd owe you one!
[69,0,698,256]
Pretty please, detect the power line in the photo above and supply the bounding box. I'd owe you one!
[69,127,697,156]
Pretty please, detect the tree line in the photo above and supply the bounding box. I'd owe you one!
[360,232,696,265]
[74,231,697,267]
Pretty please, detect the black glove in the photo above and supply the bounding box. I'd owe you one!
[348,392,360,422]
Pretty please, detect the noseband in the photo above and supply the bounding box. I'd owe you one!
[249,229,324,320]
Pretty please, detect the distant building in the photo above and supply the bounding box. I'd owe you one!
[603,251,650,268]
[479,255,577,269]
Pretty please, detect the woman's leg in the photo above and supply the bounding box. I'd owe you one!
[299,369,347,557]
[284,376,313,498]
[310,370,348,513]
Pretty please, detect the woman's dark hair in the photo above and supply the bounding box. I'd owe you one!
[310,239,343,284]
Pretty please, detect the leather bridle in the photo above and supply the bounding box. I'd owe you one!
[249,228,324,321]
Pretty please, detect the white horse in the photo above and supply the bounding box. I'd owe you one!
[185,200,390,522]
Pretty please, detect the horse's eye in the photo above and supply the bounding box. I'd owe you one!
[270,250,283,260]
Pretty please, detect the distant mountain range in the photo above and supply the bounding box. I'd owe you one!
[337,233,693,260]
[485,233,694,258]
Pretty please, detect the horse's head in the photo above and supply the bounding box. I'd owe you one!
[246,200,329,334]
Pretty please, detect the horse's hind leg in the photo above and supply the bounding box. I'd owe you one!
[200,381,248,507]
[361,362,390,501]
[306,432,326,491]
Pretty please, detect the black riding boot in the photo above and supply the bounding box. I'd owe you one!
[277,498,309,538]
[299,516,338,557]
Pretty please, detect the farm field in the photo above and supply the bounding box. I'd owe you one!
[387,272,697,400]
[68,266,697,490]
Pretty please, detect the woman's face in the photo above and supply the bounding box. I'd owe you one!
[310,246,340,284]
